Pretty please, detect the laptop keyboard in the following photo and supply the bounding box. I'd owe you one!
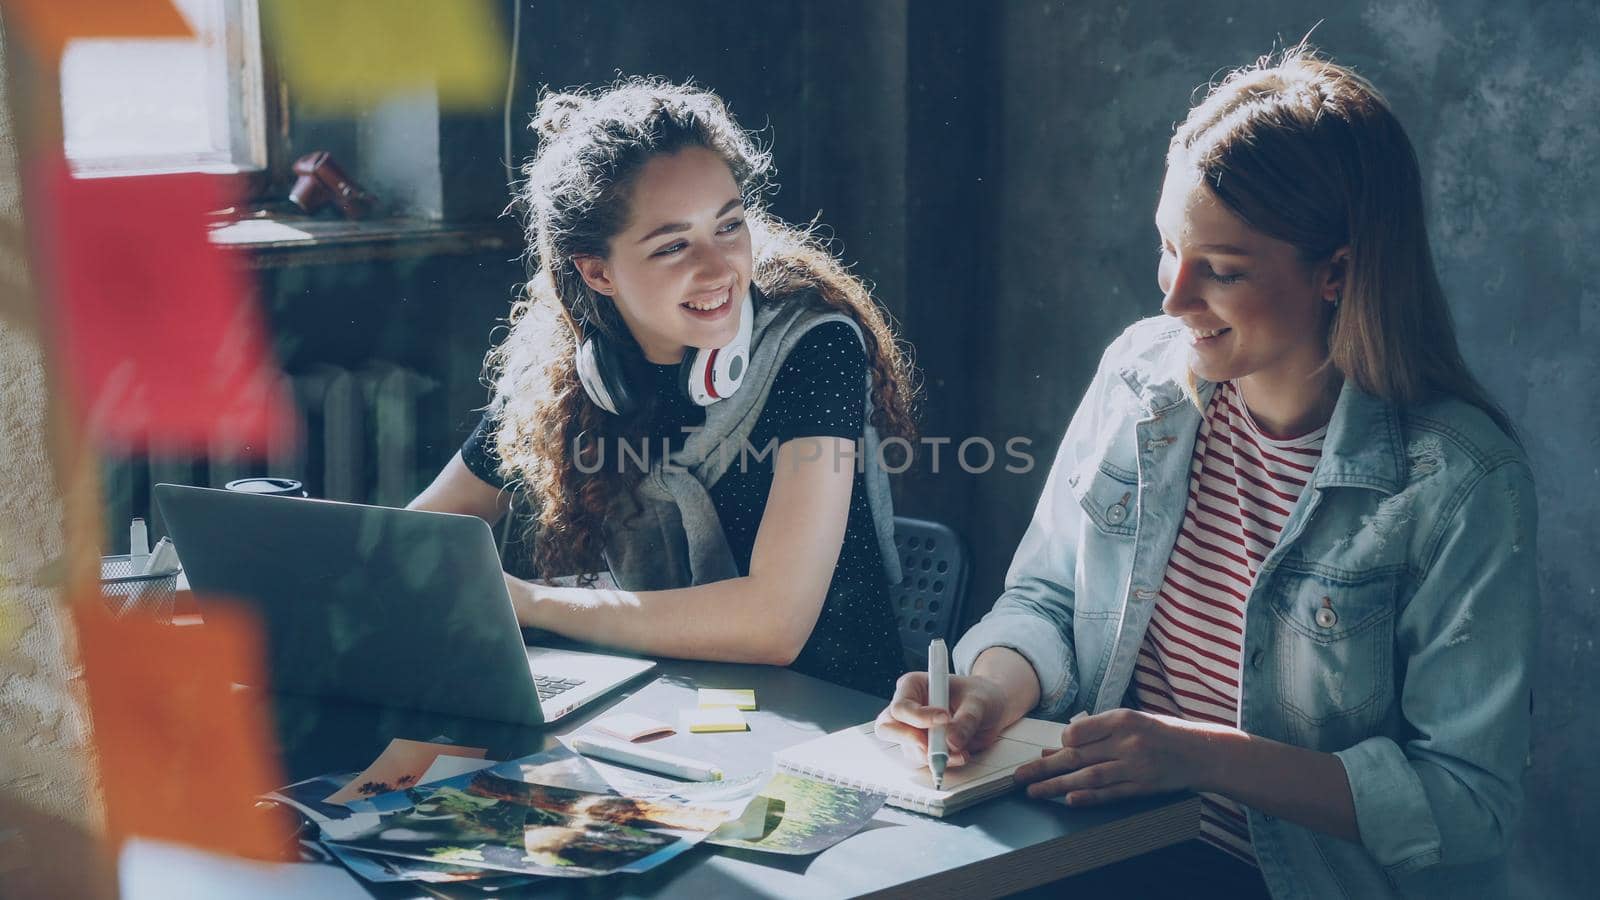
[533,674,587,702]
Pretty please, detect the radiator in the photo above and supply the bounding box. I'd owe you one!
[101,362,439,549]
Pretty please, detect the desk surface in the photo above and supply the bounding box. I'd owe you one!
[121,657,1198,899]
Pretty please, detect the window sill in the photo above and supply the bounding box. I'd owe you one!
[208,215,521,269]
[70,161,262,179]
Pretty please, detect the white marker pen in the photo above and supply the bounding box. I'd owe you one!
[928,638,950,790]
[128,517,149,573]
[142,536,180,576]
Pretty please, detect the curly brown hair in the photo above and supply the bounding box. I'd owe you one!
[486,78,918,581]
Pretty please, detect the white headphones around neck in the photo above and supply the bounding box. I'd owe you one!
[577,290,755,416]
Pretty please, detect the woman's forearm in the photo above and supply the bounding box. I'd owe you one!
[971,647,1044,725]
[509,437,856,666]
[507,574,821,665]
[1197,729,1361,843]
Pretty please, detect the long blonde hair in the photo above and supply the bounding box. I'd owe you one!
[1170,45,1517,440]
[488,79,918,580]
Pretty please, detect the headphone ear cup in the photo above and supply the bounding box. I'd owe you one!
[680,350,710,405]
[577,334,637,416]
[683,291,755,406]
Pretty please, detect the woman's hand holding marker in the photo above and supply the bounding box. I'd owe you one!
[875,671,1013,769]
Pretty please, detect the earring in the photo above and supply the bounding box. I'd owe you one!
[1332,290,1343,310]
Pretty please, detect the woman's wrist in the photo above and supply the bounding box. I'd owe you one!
[1173,725,1360,841]
[1183,724,1249,795]
[970,646,1042,723]
[504,574,542,627]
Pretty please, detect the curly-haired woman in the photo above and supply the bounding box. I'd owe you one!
[412,79,917,698]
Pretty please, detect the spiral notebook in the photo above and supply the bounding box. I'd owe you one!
[773,717,1064,817]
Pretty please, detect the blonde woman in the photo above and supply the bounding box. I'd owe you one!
[879,47,1536,897]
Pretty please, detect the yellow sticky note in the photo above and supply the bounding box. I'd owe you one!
[262,0,507,111]
[683,707,749,734]
[698,688,757,711]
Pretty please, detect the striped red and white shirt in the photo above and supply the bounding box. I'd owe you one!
[1132,379,1326,865]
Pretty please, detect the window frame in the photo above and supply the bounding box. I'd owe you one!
[62,0,283,203]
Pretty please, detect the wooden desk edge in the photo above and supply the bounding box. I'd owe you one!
[858,794,1203,900]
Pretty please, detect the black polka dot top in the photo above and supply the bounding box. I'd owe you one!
[462,321,902,698]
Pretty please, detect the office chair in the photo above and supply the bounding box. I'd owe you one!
[891,516,971,671]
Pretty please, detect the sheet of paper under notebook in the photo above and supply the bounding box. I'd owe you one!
[593,712,676,742]
[683,707,749,733]
[697,688,757,710]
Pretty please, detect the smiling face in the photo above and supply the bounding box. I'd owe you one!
[573,146,753,364]
[1155,164,1342,404]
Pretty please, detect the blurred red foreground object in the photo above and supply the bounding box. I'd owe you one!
[32,160,296,455]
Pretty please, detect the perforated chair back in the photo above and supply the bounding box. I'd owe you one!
[890,516,970,670]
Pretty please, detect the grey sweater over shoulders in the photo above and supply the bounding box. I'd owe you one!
[602,291,902,592]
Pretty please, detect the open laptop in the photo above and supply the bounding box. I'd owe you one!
[154,484,654,726]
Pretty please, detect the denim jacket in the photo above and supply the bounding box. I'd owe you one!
[955,316,1538,898]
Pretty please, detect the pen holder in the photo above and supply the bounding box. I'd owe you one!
[100,554,179,622]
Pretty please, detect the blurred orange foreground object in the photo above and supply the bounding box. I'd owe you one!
[72,598,290,860]
[31,158,296,455]
[1,0,192,55]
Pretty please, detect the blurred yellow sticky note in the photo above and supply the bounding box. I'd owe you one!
[261,0,507,111]
[698,688,757,711]
[683,707,749,734]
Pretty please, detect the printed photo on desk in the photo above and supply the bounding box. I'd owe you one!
[706,773,887,856]
[320,747,749,878]
[322,840,541,888]
[266,771,533,887]
[323,738,487,805]
[575,763,885,855]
